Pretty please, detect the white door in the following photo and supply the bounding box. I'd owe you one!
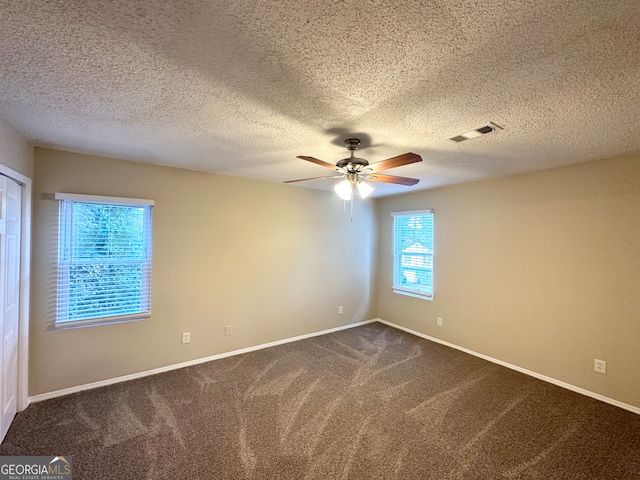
[0,175,21,441]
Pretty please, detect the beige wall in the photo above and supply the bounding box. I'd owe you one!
[31,148,377,395]
[377,154,640,409]
[30,145,640,409]
[0,118,33,178]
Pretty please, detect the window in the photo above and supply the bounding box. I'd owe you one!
[55,193,153,327]
[392,210,434,300]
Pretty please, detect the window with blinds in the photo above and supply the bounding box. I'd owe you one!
[392,210,434,300]
[55,193,153,327]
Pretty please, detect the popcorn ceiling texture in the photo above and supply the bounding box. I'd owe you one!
[1,0,639,196]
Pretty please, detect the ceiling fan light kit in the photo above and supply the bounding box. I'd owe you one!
[334,178,354,200]
[333,177,374,201]
[356,180,374,198]
[285,138,423,218]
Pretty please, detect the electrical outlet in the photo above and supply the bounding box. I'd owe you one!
[594,359,606,374]
[437,317,443,327]
[225,325,232,336]
[338,306,343,314]
[182,332,191,344]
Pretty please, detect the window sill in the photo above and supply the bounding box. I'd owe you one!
[393,289,433,301]
[54,313,151,330]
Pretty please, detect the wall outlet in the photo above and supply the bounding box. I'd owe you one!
[182,332,191,344]
[338,306,343,315]
[225,325,232,336]
[594,359,606,374]
[437,317,443,327]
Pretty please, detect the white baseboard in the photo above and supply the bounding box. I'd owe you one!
[29,319,377,403]
[376,318,640,416]
[31,317,639,416]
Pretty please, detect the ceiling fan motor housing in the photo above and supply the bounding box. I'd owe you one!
[344,138,361,151]
[338,138,369,171]
[336,157,369,171]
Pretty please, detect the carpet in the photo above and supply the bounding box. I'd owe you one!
[2,323,639,479]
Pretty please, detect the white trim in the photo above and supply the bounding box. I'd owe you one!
[30,316,640,416]
[376,318,640,416]
[391,209,433,216]
[29,319,377,403]
[0,164,31,413]
[393,287,433,299]
[54,313,150,330]
[54,192,154,206]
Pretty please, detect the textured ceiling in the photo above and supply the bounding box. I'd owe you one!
[1,0,640,196]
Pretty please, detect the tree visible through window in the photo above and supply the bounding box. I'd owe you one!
[56,194,153,326]
[392,210,434,299]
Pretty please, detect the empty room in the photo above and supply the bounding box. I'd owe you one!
[1,0,639,478]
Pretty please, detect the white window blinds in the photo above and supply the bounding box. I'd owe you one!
[392,210,434,300]
[55,193,153,326]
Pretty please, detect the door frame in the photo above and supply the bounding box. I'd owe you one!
[0,164,31,412]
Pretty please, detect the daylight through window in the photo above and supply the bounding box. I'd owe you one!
[392,210,434,300]
[55,193,153,326]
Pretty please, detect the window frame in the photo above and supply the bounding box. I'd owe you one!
[392,209,434,301]
[54,193,154,328]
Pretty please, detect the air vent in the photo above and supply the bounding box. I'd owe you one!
[449,122,503,143]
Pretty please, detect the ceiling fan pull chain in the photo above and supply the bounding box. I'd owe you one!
[350,186,354,222]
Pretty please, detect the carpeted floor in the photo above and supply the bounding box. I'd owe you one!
[2,323,640,479]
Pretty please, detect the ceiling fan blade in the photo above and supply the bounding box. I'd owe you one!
[296,156,338,170]
[368,153,422,172]
[367,173,420,186]
[283,175,341,184]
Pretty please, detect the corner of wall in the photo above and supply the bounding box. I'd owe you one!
[0,118,34,178]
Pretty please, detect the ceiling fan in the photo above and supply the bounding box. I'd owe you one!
[284,138,422,201]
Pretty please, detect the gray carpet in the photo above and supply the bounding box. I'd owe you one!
[2,323,640,479]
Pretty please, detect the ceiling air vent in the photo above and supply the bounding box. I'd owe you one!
[449,122,503,142]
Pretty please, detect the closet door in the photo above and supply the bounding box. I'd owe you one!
[0,175,21,442]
